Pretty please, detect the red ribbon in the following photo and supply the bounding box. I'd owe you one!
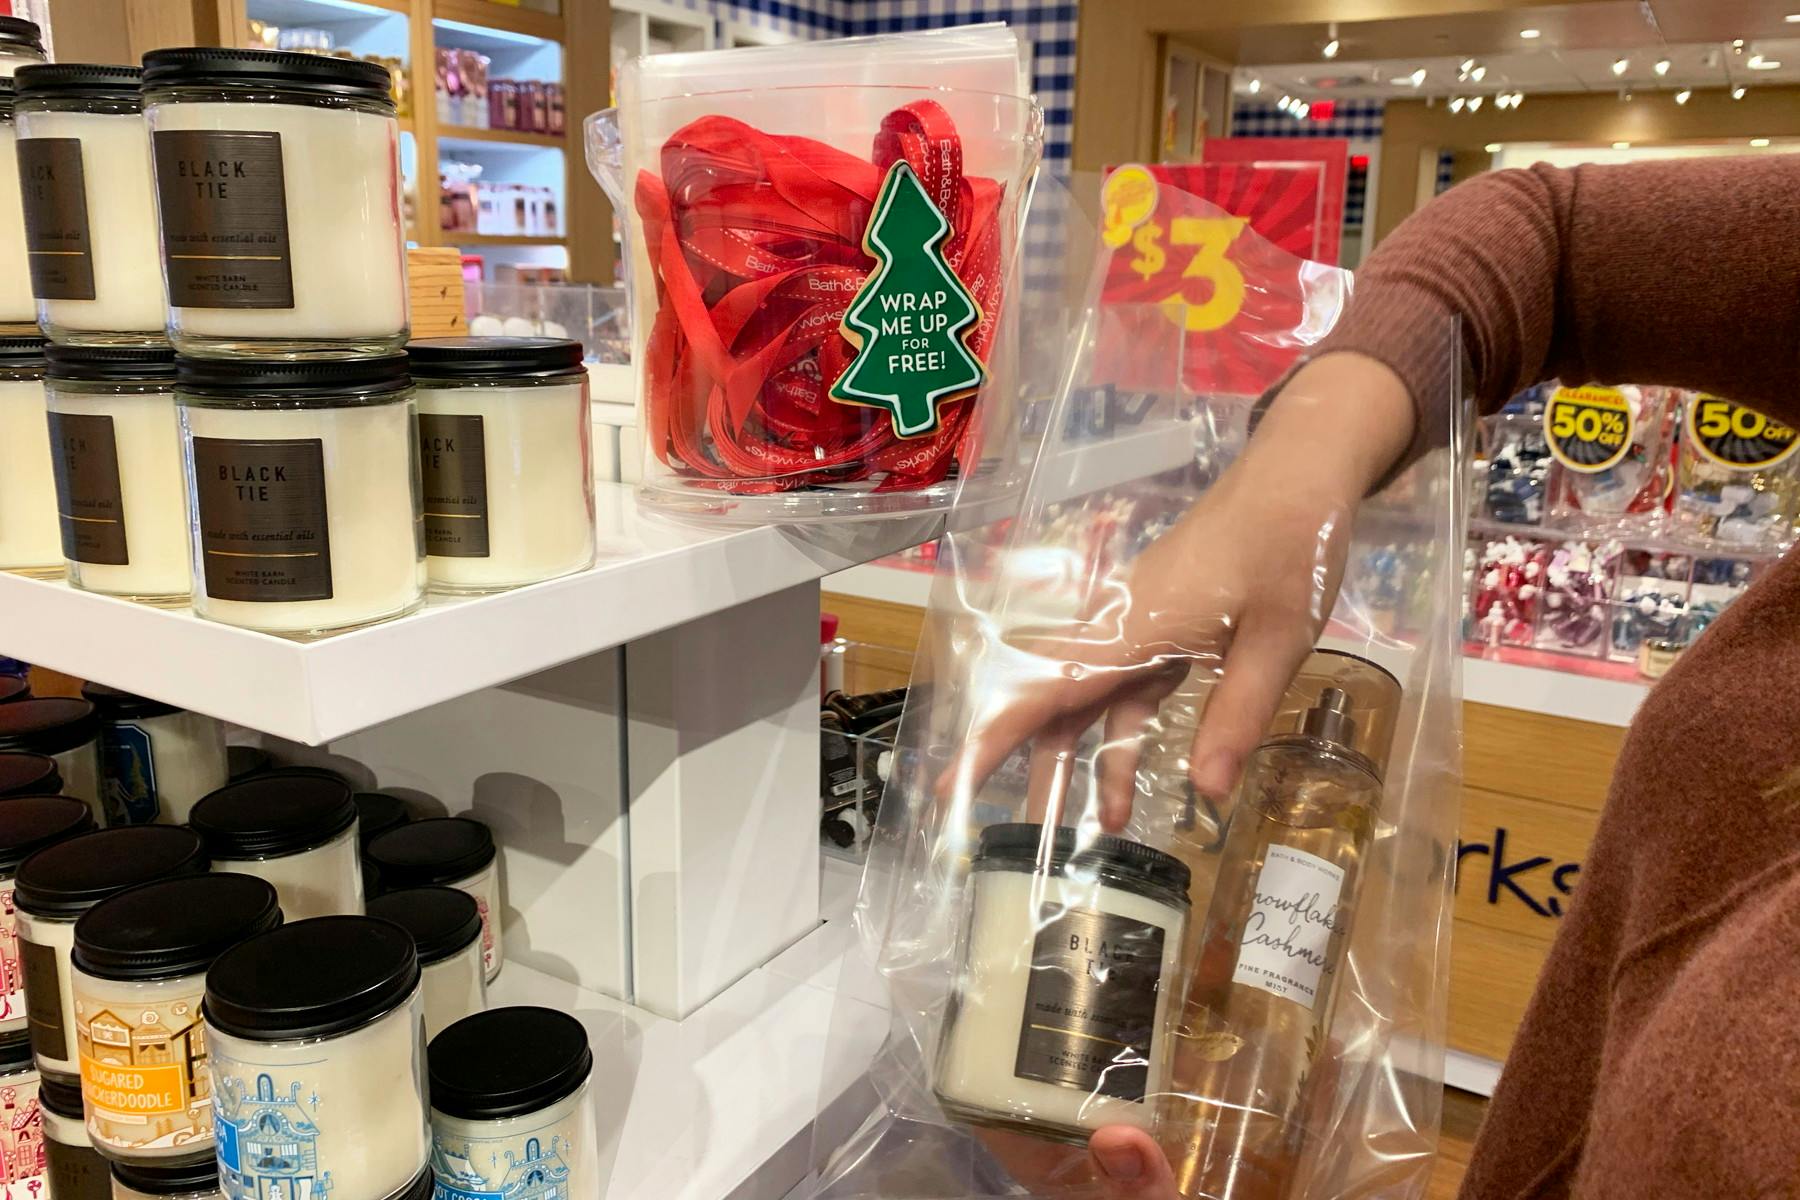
[634,101,1008,494]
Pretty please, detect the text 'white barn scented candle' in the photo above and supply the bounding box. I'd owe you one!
[407,338,596,593]
[0,336,61,575]
[14,64,168,342]
[176,354,425,637]
[189,772,362,921]
[366,818,503,982]
[46,345,192,604]
[0,17,45,77]
[141,48,407,356]
[205,917,429,1200]
[0,79,34,323]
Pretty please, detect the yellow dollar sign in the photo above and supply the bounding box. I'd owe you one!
[1130,222,1166,280]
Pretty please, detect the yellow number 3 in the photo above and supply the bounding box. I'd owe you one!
[1160,216,1250,334]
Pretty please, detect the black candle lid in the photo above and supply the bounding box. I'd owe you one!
[78,681,183,721]
[141,47,394,106]
[15,826,209,918]
[0,752,59,798]
[407,337,584,380]
[973,823,1192,904]
[397,1166,433,1200]
[226,744,271,781]
[0,334,46,366]
[0,698,99,756]
[0,17,43,56]
[429,1007,593,1119]
[74,874,281,981]
[0,1032,29,1075]
[0,797,95,873]
[48,343,176,383]
[38,1074,82,1119]
[14,63,142,106]
[0,677,27,704]
[110,1157,221,1196]
[176,353,411,398]
[190,773,357,860]
[366,817,496,887]
[205,916,420,1041]
[367,887,481,965]
[354,791,411,848]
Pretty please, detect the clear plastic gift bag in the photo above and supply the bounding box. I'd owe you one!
[805,181,1464,1199]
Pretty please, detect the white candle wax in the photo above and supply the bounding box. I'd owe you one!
[209,994,428,1200]
[420,942,485,1043]
[102,709,227,825]
[415,379,595,593]
[430,1081,597,1198]
[209,826,362,923]
[146,100,406,354]
[0,375,61,574]
[47,382,192,602]
[0,120,34,322]
[179,396,425,637]
[52,742,101,817]
[934,865,1188,1139]
[18,909,79,1079]
[0,52,45,77]
[72,968,215,1159]
[16,109,167,337]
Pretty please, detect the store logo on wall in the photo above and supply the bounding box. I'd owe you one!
[1457,827,1581,918]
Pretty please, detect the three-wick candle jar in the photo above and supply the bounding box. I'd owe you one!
[14,64,168,343]
[0,16,45,76]
[46,344,192,604]
[0,79,34,325]
[366,818,502,982]
[0,335,60,576]
[934,823,1192,1144]
[175,354,425,637]
[367,886,486,1040]
[407,338,596,593]
[205,916,428,1200]
[15,825,209,1085]
[0,797,96,1039]
[79,685,227,825]
[0,697,104,816]
[427,1007,596,1199]
[140,48,407,357]
[44,1074,112,1199]
[189,772,362,921]
[71,873,281,1164]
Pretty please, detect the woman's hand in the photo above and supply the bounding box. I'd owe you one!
[976,1125,1182,1199]
[940,352,1415,829]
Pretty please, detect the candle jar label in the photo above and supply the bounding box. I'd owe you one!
[18,137,97,301]
[1012,905,1165,1102]
[151,130,295,310]
[0,887,21,1029]
[21,935,65,1060]
[75,987,212,1151]
[214,1071,329,1200]
[96,722,161,825]
[46,412,129,566]
[191,436,333,603]
[418,413,490,557]
[0,1074,44,1191]
[1229,844,1346,1009]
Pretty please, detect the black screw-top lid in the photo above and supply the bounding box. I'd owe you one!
[15,63,143,105]
[0,678,26,704]
[0,752,59,798]
[0,698,99,757]
[110,1156,221,1195]
[0,1032,30,1074]
[74,873,281,981]
[226,744,271,781]
[38,1074,82,1119]
[190,773,357,860]
[397,1166,433,1200]
[354,791,410,848]
[142,47,394,105]
[407,337,585,380]
[429,1007,592,1119]
[0,334,46,366]
[0,17,43,55]
[79,681,183,721]
[47,342,175,382]
[205,915,420,1041]
[367,886,480,965]
[176,353,411,398]
[15,826,208,919]
[0,77,12,118]
[974,823,1192,904]
[0,797,95,874]
[366,817,496,887]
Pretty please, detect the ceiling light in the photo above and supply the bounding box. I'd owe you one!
[1749,55,1782,70]
[1519,28,1541,39]
[1410,67,1427,86]
[1613,141,1630,149]
[1449,96,1465,113]
[1278,94,1293,111]
[1494,94,1509,109]
[1468,95,1484,111]
[1513,91,1526,107]
[1293,101,1311,119]
[1612,58,1629,76]
[1752,137,1772,146]
[1471,65,1488,82]
[1786,14,1800,23]
[1248,77,1262,94]
[1322,38,1340,59]
[1654,58,1671,76]
[1675,88,1692,104]
[1733,85,1747,99]
[1733,39,1746,52]
[1486,142,1502,153]
[1459,58,1475,74]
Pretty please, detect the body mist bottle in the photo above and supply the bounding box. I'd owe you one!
[1166,651,1400,1199]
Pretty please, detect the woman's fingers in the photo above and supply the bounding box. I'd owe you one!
[1095,665,1186,832]
[1186,610,1317,800]
[1089,1127,1183,1199]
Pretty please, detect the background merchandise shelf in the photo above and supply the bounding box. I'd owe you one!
[439,123,564,147]
[448,231,567,246]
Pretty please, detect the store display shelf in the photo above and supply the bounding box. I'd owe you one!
[439,124,565,149]
[1462,655,1647,727]
[495,858,885,1200]
[0,483,944,746]
[449,231,567,245]
[250,0,411,24]
[824,559,935,609]
[432,4,563,48]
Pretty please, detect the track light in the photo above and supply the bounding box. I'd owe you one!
[1468,95,1483,111]
[1448,96,1465,113]
[1752,137,1772,147]
[1654,58,1671,76]
[1733,85,1747,99]
[1322,38,1339,59]
[1410,67,1427,86]
[1292,101,1310,119]
[1248,77,1262,94]
[1471,65,1487,82]
[1612,58,1629,76]
[1277,95,1292,111]
[1675,89,1692,104]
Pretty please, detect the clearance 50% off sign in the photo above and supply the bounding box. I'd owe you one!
[1545,386,1635,473]
[1685,394,1799,469]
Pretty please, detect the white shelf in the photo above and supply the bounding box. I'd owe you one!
[0,483,944,745]
[823,560,935,608]
[493,857,887,1200]
[1461,656,1647,727]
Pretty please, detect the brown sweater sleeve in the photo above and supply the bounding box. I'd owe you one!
[1318,155,1800,464]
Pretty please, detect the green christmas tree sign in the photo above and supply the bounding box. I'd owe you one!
[830,161,987,438]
